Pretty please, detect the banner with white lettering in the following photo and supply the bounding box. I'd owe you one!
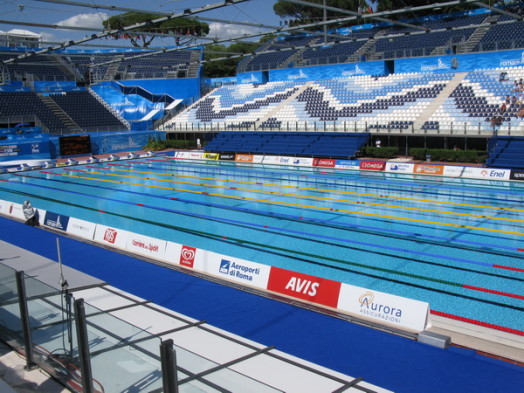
[337,284,429,332]
[43,211,70,231]
[267,267,341,308]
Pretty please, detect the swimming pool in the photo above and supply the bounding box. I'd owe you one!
[1,157,523,333]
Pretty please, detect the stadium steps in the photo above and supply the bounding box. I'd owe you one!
[349,36,378,63]
[88,88,131,129]
[458,14,500,54]
[49,54,82,81]
[104,55,123,80]
[413,72,467,131]
[254,81,315,129]
[187,51,201,78]
[38,94,82,132]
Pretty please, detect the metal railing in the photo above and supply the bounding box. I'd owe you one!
[160,120,524,137]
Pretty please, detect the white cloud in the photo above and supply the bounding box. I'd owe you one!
[57,13,109,29]
[208,22,265,42]
[39,32,57,42]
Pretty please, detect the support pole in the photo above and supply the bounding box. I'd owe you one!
[160,339,179,393]
[74,299,93,393]
[15,271,37,370]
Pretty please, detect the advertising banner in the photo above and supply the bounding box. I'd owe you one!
[460,167,511,180]
[313,158,337,168]
[43,211,70,231]
[3,201,25,220]
[235,154,254,163]
[335,159,360,170]
[414,164,444,176]
[163,242,271,289]
[386,162,415,174]
[66,217,96,240]
[443,166,466,178]
[204,153,219,160]
[94,224,129,250]
[126,232,167,259]
[262,156,314,167]
[510,170,524,181]
[219,153,236,161]
[174,151,204,160]
[360,161,386,171]
[337,284,429,332]
[267,267,341,308]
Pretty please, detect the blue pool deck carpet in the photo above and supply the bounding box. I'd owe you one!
[1,216,523,393]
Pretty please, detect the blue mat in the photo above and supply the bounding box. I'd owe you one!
[1,217,523,393]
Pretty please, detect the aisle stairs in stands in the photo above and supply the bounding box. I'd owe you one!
[38,94,82,133]
[413,72,467,132]
[458,14,500,54]
[254,81,314,129]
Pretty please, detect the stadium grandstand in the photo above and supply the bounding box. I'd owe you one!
[1,0,524,392]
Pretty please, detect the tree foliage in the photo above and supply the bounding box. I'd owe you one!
[273,0,477,28]
[203,41,260,78]
[102,12,209,48]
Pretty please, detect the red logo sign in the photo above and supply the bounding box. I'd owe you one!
[180,245,196,268]
[267,267,341,308]
[313,158,336,168]
[360,161,386,171]
[103,228,118,244]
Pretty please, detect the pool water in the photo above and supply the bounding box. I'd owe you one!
[1,157,523,333]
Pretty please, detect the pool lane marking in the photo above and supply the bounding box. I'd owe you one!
[76,166,524,228]
[67,165,524,253]
[18,170,524,276]
[100,164,524,214]
[75,167,524,233]
[2,179,524,307]
[18,172,523,257]
[18,172,524,274]
[53,168,524,236]
[430,310,524,336]
[149,158,524,200]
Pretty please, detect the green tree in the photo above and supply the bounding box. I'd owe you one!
[103,12,209,48]
[203,41,260,78]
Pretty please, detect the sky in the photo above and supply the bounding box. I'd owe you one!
[0,0,281,48]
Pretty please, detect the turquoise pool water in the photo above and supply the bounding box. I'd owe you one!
[1,157,523,333]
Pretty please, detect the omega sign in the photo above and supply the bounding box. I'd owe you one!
[359,161,385,171]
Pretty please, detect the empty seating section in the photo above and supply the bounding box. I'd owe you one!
[169,73,455,132]
[375,29,475,59]
[0,50,197,82]
[0,53,72,81]
[241,12,495,69]
[0,92,68,131]
[49,91,127,130]
[487,136,524,168]
[118,51,193,79]
[302,40,365,66]
[240,36,317,72]
[474,20,524,52]
[425,66,524,133]
[204,132,370,158]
